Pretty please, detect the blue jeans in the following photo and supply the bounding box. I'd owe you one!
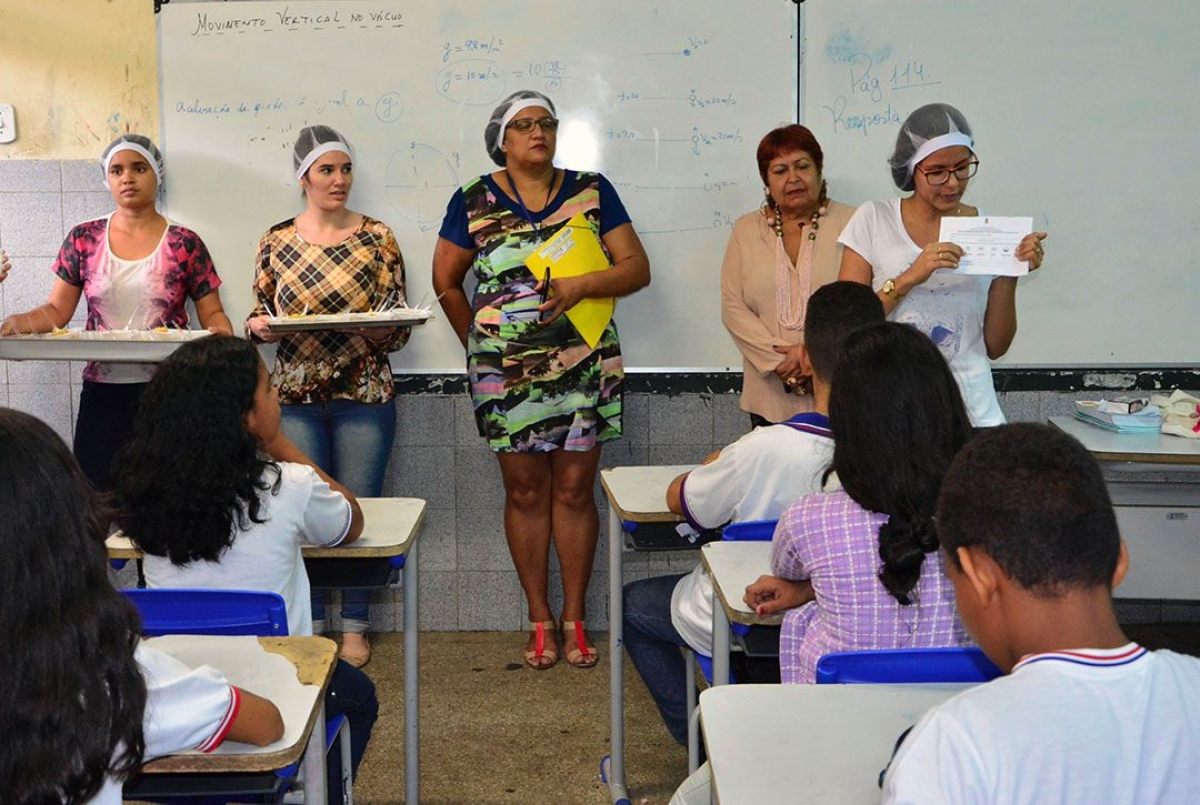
[282,400,397,632]
[326,659,379,796]
[623,573,691,746]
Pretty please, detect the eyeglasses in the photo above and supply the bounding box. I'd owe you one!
[917,158,979,186]
[509,117,559,133]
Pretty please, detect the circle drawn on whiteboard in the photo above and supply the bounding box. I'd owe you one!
[385,142,461,231]
[376,92,404,123]
[435,59,507,106]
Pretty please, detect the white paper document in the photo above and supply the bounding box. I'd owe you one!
[939,216,1033,276]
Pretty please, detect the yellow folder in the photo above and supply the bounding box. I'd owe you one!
[525,212,614,348]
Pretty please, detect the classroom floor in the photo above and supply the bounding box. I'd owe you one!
[344,622,1200,805]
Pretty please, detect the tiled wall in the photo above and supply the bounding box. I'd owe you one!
[3,160,1195,630]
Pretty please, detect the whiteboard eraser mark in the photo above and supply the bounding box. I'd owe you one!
[0,104,15,143]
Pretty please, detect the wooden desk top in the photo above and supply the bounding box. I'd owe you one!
[701,541,783,627]
[140,635,337,775]
[1049,416,1200,466]
[108,496,427,560]
[702,683,969,804]
[599,465,694,523]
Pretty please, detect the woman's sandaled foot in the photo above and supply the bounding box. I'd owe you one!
[340,632,372,669]
[561,620,599,668]
[524,620,559,670]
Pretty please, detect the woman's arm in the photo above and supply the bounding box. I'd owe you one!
[260,431,364,543]
[536,222,650,323]
[194,291,234,335]
[840,243,955,316]
[431,236,478,349]
[720,223,787,375]
[984,232,1046,359]
[0,278,82,334]
[742,575,815,615]
[246,235,283,343]
[226,688,285,746]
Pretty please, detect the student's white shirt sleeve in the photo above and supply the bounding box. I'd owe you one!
[137,643,240,757]
[678,442,747,530]
[881,706,987,805]
[295,465,354,547]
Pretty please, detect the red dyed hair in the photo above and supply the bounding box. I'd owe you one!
[756,125,824,184]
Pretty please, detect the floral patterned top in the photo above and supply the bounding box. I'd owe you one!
[248,215,408,405]
[54,214,222,384]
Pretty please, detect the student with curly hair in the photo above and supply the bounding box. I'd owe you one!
[115,335,376,799]
[0,408,281,805]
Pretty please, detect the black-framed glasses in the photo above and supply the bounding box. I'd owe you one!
[509,117,559,133]
[918,158,979,186]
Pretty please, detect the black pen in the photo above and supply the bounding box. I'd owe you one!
[538,267,551,321]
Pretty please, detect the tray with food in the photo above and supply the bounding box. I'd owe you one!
[0,328,210,362]
[264,308,433,333]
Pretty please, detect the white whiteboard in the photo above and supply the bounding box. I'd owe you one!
[800,0,1199,367]
[159,0,797,371]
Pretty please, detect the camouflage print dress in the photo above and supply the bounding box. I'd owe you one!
[440,170,629,452]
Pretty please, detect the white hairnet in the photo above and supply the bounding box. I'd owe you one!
[485,90,556,166]
[293,125,354,182]
[101,134,164,190]
[888,104,974,191]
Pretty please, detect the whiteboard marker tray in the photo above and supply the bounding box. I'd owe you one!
[265,309,432,333]
[0,329,210,363]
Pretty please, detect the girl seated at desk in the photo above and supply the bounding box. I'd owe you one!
[0,408,282,805]
[114,334,378,799]
[672,323,973,804]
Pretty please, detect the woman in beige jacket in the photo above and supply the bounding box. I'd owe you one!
[721,125,853,426]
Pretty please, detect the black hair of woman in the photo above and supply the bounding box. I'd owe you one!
[0,408,147,804]
[828,321,974,604]
[116,334,281,565]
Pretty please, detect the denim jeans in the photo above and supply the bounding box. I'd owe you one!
[325,658,380,797]
[623,573,691,746]
[281,399,396,631]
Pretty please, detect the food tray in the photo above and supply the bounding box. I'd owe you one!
[265,309,432,333]
[0,329,210,362]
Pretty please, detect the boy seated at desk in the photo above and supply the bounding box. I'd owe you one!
[882,423,1200,804]
[622,281,884,747]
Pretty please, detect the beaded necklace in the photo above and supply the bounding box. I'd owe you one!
[765,189,828,332]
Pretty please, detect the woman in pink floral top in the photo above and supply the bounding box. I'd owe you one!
[245,126,409,667]
[1,134,232,491]
[745,321,974,683]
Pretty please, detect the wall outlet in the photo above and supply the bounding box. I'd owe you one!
[0,104,15,144]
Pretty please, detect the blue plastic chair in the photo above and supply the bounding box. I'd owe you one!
[122,588,353,804]
[686,519,779,770]
[815,646,1003,685]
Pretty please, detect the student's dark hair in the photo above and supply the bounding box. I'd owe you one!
[803,281,885,381]
[0,408,147,804]
[937,423,1121,596]
[829,322,974,605]
[116,335,280,564]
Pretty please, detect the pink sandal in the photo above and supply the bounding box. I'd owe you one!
[524,620,559,670]
[562,620,599,668]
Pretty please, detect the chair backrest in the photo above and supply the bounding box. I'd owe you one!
[123,589,289,637]
[815,646,1003,685]
[721,519,778,541]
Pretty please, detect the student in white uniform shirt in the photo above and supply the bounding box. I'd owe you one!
[115,335,378,799]
[622,282,884,748]
[883,423,1200,804]
[0,408,282,805]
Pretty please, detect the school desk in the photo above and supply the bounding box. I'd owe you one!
[1049,417,1200,600]
[700,541,783,690]
[124,635,336,802]
[599,464,697,805]
[108,496,426,804]
[699,682,971,805]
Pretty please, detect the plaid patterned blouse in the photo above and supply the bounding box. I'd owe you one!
[772,489,970,684]
[249,216,408,404]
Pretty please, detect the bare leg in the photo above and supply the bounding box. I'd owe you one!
[496,452,557,666]
[549,446,602,665]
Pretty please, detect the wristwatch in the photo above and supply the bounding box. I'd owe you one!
[881,278,905,300]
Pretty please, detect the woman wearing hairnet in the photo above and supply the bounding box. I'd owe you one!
[246,125,409,667]
[0,134,233,491]
[838,103,1047,425]
[433,90,650,669]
